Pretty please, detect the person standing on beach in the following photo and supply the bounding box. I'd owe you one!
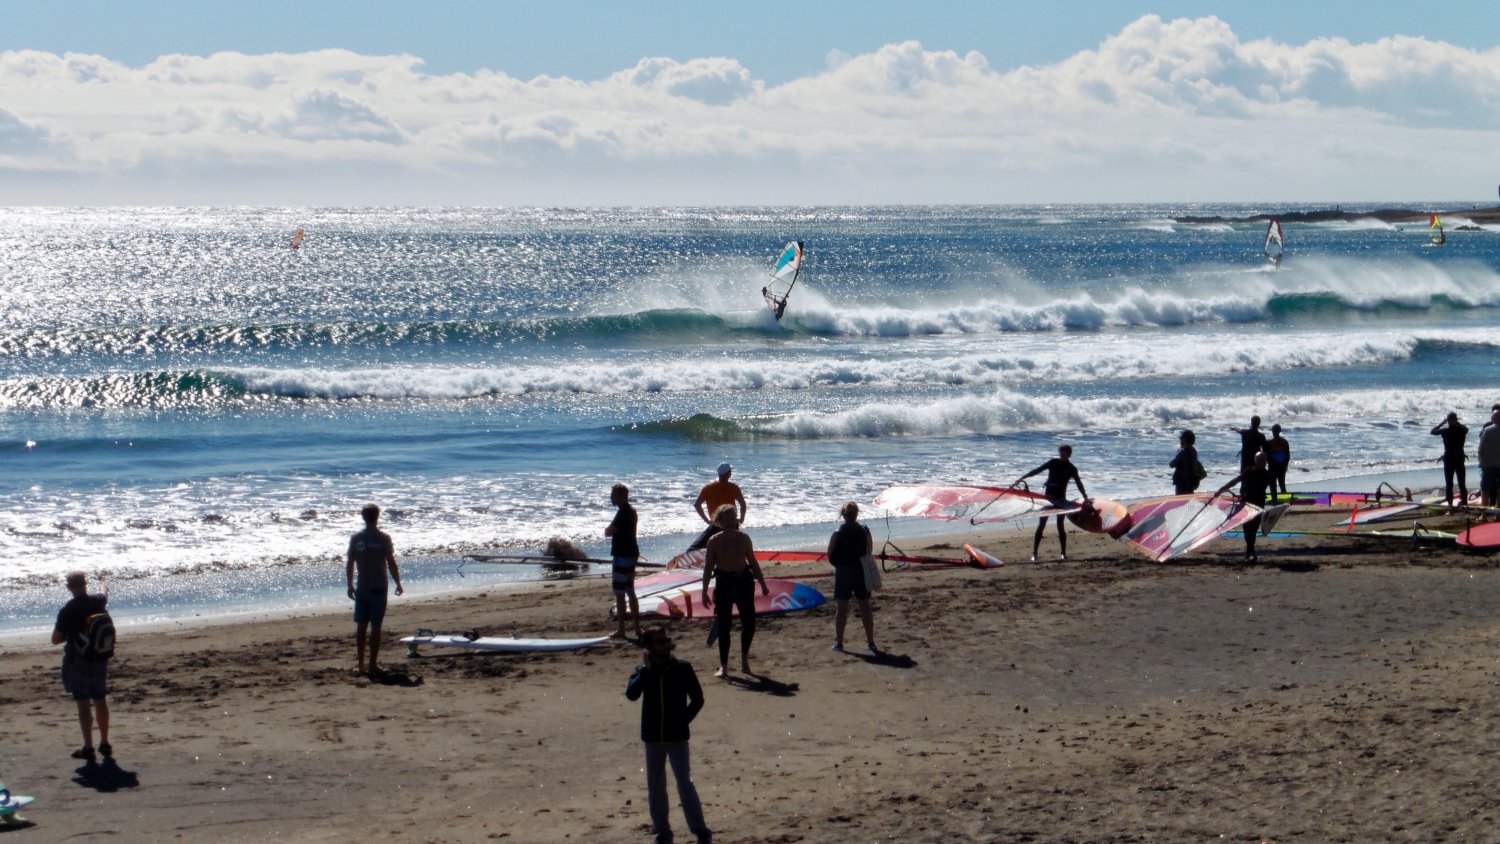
[605,483,642,641]
[1016,445,1087,562]
[1217,452,1272,563]
[1265,424,1291,498]
[827,501,878,654]
[1169,429,1202,495]
[1478,409,1500,508]
[1233,416,1267,473]
[51,571,112,762]
[346,503,403,676]
[1431,412,1470,508]
[687,463,746,552]
[701,505,768,678]
[625,627,712,844]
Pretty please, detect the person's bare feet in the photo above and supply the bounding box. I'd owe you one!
[740,658,752,675]
[609,630,628,640]
[713,666,728,678]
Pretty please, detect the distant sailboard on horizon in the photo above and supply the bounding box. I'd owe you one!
[1263,219,1284,267]
[290,227,305,252]
[761,240,804,320]
[1429,213,1445,245]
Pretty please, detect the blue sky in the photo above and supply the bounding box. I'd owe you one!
[8,1,1494,83]
[3,2,1498,204]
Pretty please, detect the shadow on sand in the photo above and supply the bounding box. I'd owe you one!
[722,672,799,696]
[367,667,424,687]
[73,758,140,793]
[849,650,917,669]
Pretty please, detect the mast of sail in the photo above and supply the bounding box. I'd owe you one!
[762,240,804,320]
[1429,214,1445,245]
[1263,219,1284,261]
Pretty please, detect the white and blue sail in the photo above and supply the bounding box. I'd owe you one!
[1263,219,1284,264]
[762,240,804,320]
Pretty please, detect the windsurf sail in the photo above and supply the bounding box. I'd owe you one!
[761,240,804,320]
[873,483,1076,525]
[1263,219,1284,262]
[1429,213,1445,245]
[1119,494,1262,562]
[290,228,305,251]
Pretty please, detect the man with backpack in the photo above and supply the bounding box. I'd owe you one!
[51,571,113,762]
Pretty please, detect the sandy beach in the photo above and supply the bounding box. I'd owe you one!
[5,507,1500,843]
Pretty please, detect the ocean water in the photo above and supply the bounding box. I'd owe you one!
[3,205,1497,632]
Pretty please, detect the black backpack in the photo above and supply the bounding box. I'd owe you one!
[76,609,116,661]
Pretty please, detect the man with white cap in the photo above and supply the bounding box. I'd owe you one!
[687,463,747,552]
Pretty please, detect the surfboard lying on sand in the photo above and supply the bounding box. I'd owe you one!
[637,578,826,619]
[963,544,1003,568]
[1120,494,1262,562]
[1457,523,1500,551]
[401,631,610,654]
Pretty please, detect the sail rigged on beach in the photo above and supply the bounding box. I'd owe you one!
[1263,219,1284,262]
[761,241,804,320]
[1429,214,1445,245]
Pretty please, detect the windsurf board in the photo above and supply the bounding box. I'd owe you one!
[1456,523,1500,551]
[963,544,1004,568]
[401,632,610,653]
[638,578,825,619]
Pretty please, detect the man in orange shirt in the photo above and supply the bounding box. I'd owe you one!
[687,463,747,551]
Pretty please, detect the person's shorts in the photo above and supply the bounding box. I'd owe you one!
[352,588,388,626]
[611,557,637,596]
[62,659,109,701]
[1482,467,1500,503]
[833,564,870,601]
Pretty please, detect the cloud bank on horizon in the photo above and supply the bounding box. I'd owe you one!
[2,15,1498,206]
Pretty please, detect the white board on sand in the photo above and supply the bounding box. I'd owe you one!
[401,632,610,653]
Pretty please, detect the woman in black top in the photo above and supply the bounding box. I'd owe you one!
[827,501,877,653]
[1169,429,1201,495]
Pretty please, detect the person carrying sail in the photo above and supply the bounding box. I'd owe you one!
[1016,445,1087,562]
[1216,452,1272,563]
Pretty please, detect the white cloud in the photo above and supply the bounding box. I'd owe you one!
[1,17,1498,204]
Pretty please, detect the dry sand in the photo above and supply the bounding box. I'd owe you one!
[4,508,1500,843]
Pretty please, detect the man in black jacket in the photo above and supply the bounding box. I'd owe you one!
[626,627,711,843]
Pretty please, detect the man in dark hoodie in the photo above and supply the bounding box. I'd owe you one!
[626,627,711,844]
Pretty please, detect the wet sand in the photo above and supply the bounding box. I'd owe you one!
[4,508,1500,842]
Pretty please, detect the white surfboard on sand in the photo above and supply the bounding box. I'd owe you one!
[401,631,610,654]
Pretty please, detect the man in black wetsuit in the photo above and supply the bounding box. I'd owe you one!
[1217,452,1272,563]
[1233,416,1267,473]
[1015,445,1087,562]
[1431,412,1469,509]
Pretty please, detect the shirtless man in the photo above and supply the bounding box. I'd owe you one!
[700,505,768,678]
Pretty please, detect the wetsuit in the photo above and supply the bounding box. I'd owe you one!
[1222,467,1272,560]
[609,502,639,595]
[1265,435,1290,496]
[1433,421,1469,505]
[712,569,756,667]
[1238,428,1267,472]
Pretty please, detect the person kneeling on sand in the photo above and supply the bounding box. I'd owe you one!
[827,501,877,653]
[626,627,712,844]
[701,505,768,678]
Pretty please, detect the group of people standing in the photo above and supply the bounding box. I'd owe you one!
[611,462,881,844]
[1432,404,1500,509]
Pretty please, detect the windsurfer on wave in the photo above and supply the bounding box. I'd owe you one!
[1015,445,1087,562]
[762,287,787,320]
